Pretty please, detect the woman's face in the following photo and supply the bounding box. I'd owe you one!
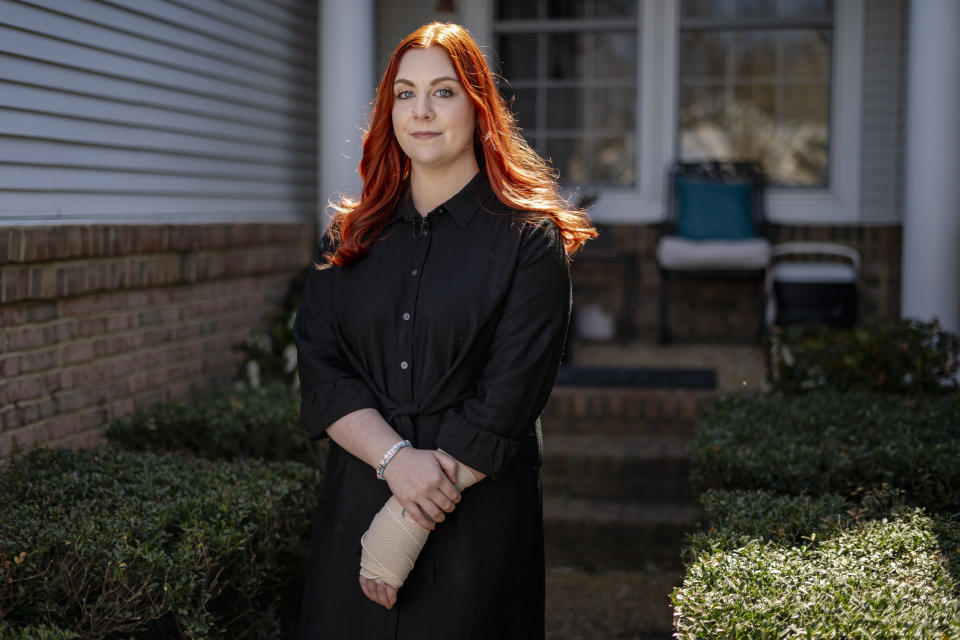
[391,46,477,176]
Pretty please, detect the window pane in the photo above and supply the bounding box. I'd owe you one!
[497,34,539,80]
[493,3,639,188]
[590,137,636,185]
[681,85,731,160]
[547,0,637,18]
[733,32,776,77]
[782,30,831,77]
[595,0,637,18]
[771,133,828,187]
[779,0,832,19]
[682,0,733,19]
[501,87,539,130]
[729,134,770,162]
[681,85,728,131]
[679,1,832,187]
[682,31,729,78]
[593,32,637,79]
[595,88,636,130]
[497,1,537,20]
[547,33,586,79]
[546,88,584,128]
[547,0,586,18]
[732,84,776,126]
[782,84,827,125]
[544,137,587,184]
[735,0,778,19]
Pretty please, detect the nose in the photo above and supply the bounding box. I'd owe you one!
[411,95,433,120]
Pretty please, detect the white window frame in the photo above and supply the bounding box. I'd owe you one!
[464,0,864,225]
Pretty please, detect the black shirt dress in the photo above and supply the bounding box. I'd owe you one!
[293,169,571,640]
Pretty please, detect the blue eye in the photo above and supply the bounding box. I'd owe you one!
[435,88,454,98]
[396,90,414,100]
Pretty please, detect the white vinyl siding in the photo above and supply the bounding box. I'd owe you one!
[0,0,317,224]
[859,0,908,224]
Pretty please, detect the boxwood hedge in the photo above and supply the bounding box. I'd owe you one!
[673,509,960,639]
[765,318,959,395]
[0,445,321,639]
[691,391,960,513]
[104,383,323,469]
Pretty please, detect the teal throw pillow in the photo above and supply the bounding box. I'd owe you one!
[675,178,756,240]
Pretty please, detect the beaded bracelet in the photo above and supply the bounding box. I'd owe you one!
[376,439,412,480]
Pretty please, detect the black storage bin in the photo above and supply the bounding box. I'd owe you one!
[771,262,857,328]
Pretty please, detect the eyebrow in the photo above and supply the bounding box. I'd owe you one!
[394,76,460,86]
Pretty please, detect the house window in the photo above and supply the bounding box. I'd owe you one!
[679,0,834,187]
[493,0,639,187]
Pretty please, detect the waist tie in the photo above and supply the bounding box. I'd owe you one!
[383,402,421,442]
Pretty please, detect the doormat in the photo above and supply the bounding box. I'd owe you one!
[555,365,716,389]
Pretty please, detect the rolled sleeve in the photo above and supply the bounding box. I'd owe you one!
[293,236,378,439]
[435,221,572,478]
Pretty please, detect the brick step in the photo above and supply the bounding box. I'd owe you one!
[542,386,714,437]
[545,565,681,640]
[543,497,701,571]
[542,434,693,503]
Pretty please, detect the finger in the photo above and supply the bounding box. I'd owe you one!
[375,581,392,609]
[386,584,398,608]
[438,478,461,505]
[419,499,445,524]
[431,490,456,513]
[434,449,459,484]
[359,576,376,604]
[401,499,435,530]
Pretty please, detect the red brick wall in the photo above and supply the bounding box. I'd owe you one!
[571,224,902,342]
[0,223,316,458]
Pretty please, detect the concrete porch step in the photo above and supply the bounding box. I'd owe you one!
[542,386,714,438]
[542,434,693,503]
[543,497,701,571]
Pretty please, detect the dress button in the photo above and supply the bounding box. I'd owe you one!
[402,312,411,321]
[400,361,409,370]
[411,269,418,276]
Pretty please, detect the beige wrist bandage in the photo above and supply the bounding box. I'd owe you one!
[359,463,478,588]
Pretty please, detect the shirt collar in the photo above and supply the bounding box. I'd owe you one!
[388,170,494,229]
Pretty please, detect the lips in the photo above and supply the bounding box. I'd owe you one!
[411,132,440,139]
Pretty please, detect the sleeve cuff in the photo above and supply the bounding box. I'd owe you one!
[434,409,537,479]
[299,379,378,440]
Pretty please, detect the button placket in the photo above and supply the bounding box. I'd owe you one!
[399,212,434,397]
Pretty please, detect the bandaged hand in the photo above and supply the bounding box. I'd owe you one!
[360,460,479,589]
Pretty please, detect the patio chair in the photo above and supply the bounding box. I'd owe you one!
[764,242,859,329]
[656,160,772,343]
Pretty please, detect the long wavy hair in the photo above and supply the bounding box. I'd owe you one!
[323,22,597,267]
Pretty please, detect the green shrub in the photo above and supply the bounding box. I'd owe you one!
[673,509,960,640]
[684,486,912,562]
[0,622,77,640]
[691,391,960,513]
[232,268,309,392]
[104,383,323,468]
[0,446,321,639]
[765,318,960,394]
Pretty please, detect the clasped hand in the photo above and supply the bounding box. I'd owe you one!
[382,446,460,531]
[359,447,485,610]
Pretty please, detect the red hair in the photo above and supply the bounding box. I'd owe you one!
[324,22,597,267]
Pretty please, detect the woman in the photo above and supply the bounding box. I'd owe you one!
[294,22,595,639]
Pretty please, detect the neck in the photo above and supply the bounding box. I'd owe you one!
[409,156,481,217]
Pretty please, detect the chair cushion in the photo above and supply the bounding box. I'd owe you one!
[770,261,857,284]
[675,178,756,240]
[657,236,771,271]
